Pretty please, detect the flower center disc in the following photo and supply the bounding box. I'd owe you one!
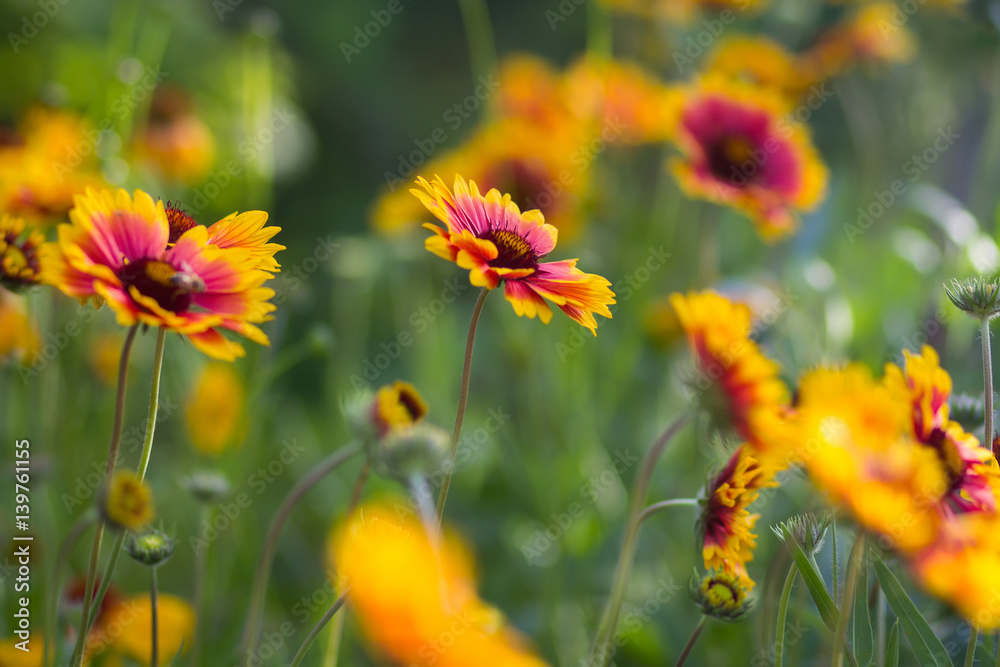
[119,258,193,312]
[708,135,758,184]
[485,229,537,270]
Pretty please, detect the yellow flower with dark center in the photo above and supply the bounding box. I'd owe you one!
[697,444,778,587]
[330,502,550,667]
[690,569,753,621]
[414,175,615,334]
[0,215,43,291]
[185,362,246,456]
[373,381,428,435]
[669,291,792,465]
[792,364,947,553]
[102,472,155,531]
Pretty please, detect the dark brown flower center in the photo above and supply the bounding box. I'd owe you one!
[119,258,200,313]
[926,427,965,494]
[1,228,42,289]
[707,135,758,185]
[165,203,199,244]
[483,229,537,271]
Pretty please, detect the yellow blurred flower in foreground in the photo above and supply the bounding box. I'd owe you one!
[86,592,196,665]
[186,362,246,456]
[703,36,808,102]
[133,86,216,185]
[331,502,550,667]
[0,290,38,366]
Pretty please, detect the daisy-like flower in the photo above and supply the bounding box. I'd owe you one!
[40,188,279,361]
[793,364,948,553]
[668,77,828,240]
[413,175,615,334]
[164,202,284,273]
[884,346,999,513]
[0,215,44,290]
[330,502,550,667]
[101,472,155,531]
[669,291,792,465]
[185,362,246,456]
[697,444,778,588]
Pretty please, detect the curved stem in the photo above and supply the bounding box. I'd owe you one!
[45,511,97,667]
[456,0,496,90]
[833,533,866,667]
[775,563,798,667]
[84,531,127,630]
[636,498,698,525]
[151,567,160,667]
[289,590,350,667]
[675,616,709,667]
[589,413,691,667]
[242,443,361,661]
[70,325,138,667]
[137,327,167,481]
[435,287,489,521]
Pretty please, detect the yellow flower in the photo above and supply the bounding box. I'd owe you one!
[0,291,38,366]
[697,444,778,587]
[133,86,216,185]
[102,472,155,531]
[0,637,42,666]
[331,502,550,667]
[793,364,947,553]
[86,593,196,665]
[0,215,44,290]
[373,381,428,435]
[185,362,246,456]
[669,291,791,464]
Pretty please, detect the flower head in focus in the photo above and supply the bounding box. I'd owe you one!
[413,175,615,334]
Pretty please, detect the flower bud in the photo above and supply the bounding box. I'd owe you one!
[344,381,428,448]
[126,528,176,567]
[771,512,833,557]
[944,277,1000,320]
[181,470,230,504]
[374,423,450,481]
[689,569,753,622]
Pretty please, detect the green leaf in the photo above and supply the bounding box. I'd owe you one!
[852,556,875,666]
[872,555,953,667]
[782,525,840,632]
[884,621,899,667]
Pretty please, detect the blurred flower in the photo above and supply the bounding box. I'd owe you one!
[181,470,231,503]
[0,215,44,291]
[126,528,176,567]
[0,290,39,366]
[86,592,196,665]
[89,333,124,385]
[689,569,753,621]
[331,502,549,667]
[0,107,105,225]
[185,362,246,456]
[414,175,615,334]
[101,472,155,531]
[41,188,278,360]
[133,86,216,184]
[793,364,947,553]
[346,381,428,445]
[668,77,828,240]
[697,444,778,588]
[703,37,807,102]
[669,290,791,464]
[600,0,766,23]
[0,637,42,666]
[562,56,682,145]
[494,54,572,130]
[884,346,999,513]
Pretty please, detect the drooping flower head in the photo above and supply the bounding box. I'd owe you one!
[41,188,280,360]
[697,444,778,588]
[0,215,44,291]
[331,502,550,667]
[413,175,615,334]
[670,291,791,463]
[792,364,948,553]
[884,346,999,513]
[668,78,828,240]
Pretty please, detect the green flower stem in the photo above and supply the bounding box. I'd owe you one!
[436,287,489,521]
[587,0,612,57]
[994,632,999,667]
[151,567,160,667]
[242,442,362,661]
[964,624,978,667]
[589,414,690,667]
[44,511,96,667]
[289,590,350,667]
[675,615,709,667]
[982,317,994,455]
[410,473,439,542]
[636,498,698,524]
[832,522,839,603]
[876,584,886,666]
[456,0,496,90]
[69,325,138,667]
[775,562,798,667]
[833,533,867,667]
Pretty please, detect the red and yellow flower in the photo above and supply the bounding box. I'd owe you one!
[330,502,549,667]
[668,77,828,241]
[0,215,44,291]
[413,175,615,334]
[40,188,279,360]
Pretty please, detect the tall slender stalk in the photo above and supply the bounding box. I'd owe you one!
[242,443,361,661]
[675,616,709,667]
[972,315,994,667]
[774,563,798,667]
[69,325,138,667]
[289,590,350,667]
[589,414,690,667]
[833,533,867,667]
[964,624,979,667]
[435,288,489,521]
[45,512,96,667]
